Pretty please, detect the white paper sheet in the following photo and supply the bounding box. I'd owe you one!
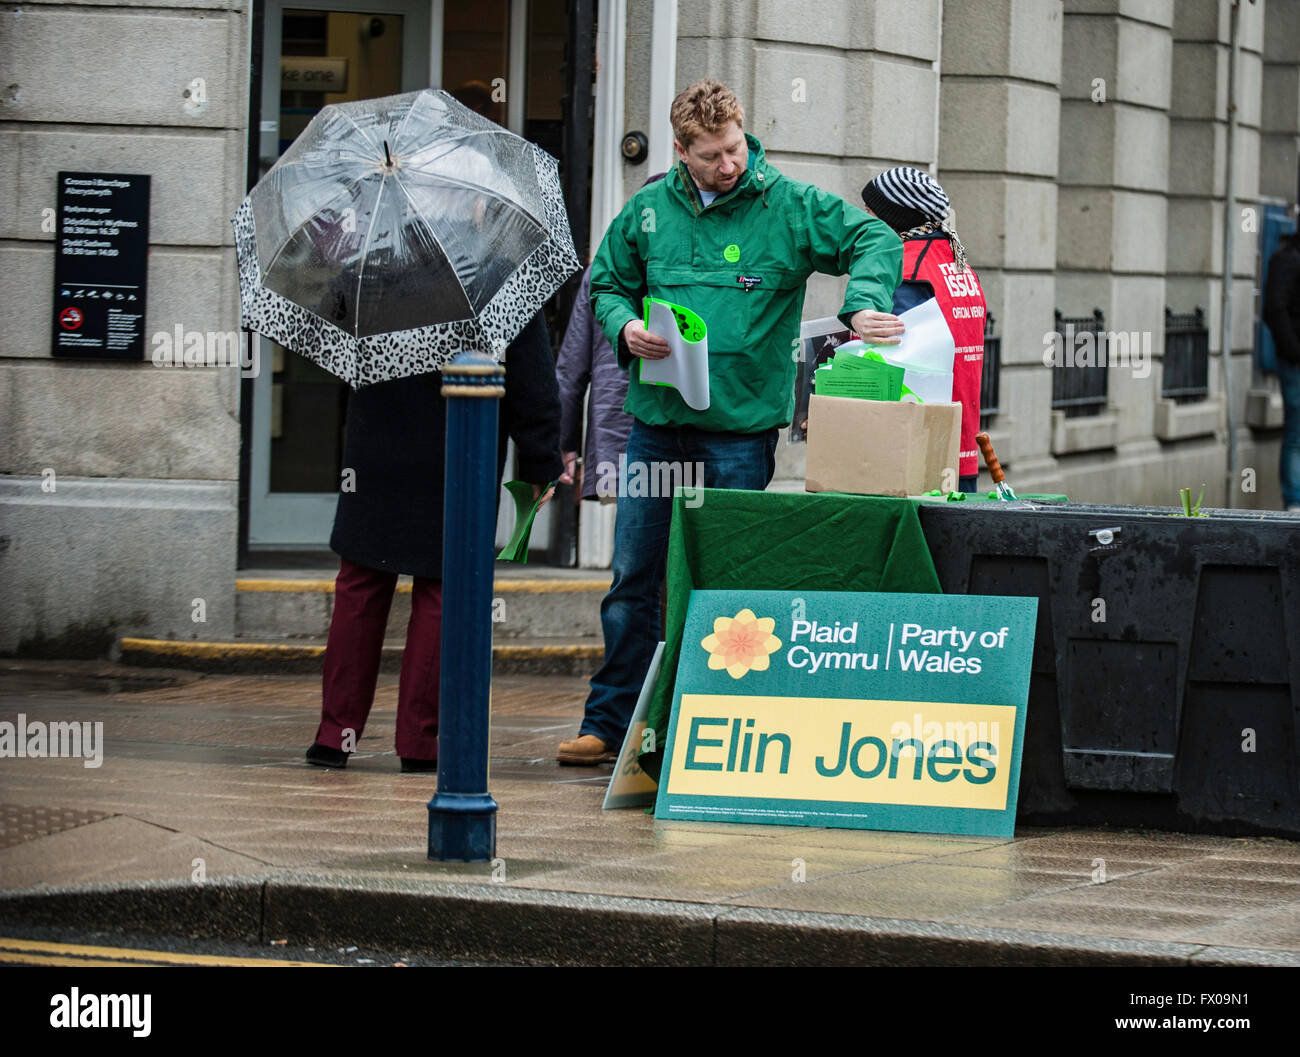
[602,640,663,810]
[639,299,710,411]
[880,297,956,403]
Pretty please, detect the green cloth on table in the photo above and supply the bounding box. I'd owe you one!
[639,489,942,782]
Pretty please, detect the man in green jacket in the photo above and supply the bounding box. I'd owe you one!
[557,78,903,765]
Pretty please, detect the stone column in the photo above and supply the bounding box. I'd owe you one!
[938,0,1065,492]
[1166,0,1265,506]
[1051,1,1172,502]
[1259,0,1299,205]
[677,0,944,490]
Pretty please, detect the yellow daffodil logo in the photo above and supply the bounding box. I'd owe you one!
[701,609,782,679]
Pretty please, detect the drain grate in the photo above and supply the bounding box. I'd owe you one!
[0,804,114,849]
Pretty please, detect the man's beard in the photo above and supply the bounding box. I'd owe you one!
[687,163,741,194]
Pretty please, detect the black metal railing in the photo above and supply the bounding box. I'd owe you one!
[1052,308,1108,418]
[980,312,1000,430]
[1162,305,1209,404]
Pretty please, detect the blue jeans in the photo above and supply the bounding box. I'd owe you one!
[580,421,779,747]
[1281,360,1300,508]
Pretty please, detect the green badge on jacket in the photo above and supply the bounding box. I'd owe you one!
[723,244,741,263]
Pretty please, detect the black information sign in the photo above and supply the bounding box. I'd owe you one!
[52,171,151,360]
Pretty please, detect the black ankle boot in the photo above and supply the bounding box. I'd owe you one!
[306,743,348,768]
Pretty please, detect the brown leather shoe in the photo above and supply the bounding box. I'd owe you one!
[556,734,617,766]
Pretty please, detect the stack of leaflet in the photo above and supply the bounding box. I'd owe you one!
[813,344,906,401]
[814,299,958,404]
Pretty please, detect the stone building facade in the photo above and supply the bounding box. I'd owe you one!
[638,0,1296,508]
[2,0,249,653]
[1,0,1296,654]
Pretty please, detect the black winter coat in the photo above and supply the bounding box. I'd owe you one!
[330,313,564,579]
[1264,237,1300,367]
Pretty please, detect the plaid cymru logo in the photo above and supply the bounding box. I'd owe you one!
[701,609,782,679]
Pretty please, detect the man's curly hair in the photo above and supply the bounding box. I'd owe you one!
[670,79,745,149]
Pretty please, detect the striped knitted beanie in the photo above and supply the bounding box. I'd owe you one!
[861,166,969,273]
[861,166,949,232]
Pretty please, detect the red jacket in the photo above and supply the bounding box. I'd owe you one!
[901,236,986,477]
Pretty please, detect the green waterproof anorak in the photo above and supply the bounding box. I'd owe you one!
[589,134,901,433]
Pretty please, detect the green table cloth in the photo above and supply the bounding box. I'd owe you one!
[640,489,942,781]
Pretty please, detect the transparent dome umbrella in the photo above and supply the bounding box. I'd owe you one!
[233,89,580,387]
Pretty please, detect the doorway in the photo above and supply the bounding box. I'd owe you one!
[245,0,584,551]
[249,0,430,547]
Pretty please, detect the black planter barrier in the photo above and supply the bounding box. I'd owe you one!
[918,501,1300,838]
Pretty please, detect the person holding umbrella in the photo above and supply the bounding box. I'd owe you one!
[305,312,561,771]
[231,89,578,771]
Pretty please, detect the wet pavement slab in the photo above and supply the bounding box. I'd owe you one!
[2,660,1299,966]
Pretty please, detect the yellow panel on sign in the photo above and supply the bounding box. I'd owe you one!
[668,694,1015,811]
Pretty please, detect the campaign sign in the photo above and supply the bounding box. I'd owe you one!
[655,590,1037,838]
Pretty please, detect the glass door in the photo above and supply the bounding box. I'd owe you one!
[249,0,430,547]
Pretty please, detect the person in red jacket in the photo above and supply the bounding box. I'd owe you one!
[859,167,987,491]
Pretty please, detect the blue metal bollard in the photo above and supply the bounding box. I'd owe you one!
[428,351,502,862]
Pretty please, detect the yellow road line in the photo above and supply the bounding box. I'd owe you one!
[0,937,332,967]
[0,952,150,966]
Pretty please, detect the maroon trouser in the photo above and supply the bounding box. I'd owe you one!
[315,557,441,760]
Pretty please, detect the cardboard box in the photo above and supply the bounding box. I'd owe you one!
[804,395,961,497]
